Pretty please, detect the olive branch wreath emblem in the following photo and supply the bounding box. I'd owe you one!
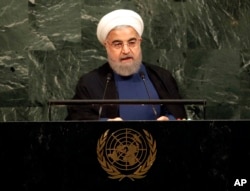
[96,129,157,181]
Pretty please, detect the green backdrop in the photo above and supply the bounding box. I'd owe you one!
[0,0,250,121]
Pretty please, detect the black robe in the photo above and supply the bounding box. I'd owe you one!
[65,62,187,120]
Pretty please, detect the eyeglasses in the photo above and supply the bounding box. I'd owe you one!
[106,38,141,50]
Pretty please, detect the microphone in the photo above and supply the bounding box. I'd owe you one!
[98,73,112,118]
[139,71,158,118]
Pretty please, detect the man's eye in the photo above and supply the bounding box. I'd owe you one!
[128,41,136,46]
[113,42,122,47]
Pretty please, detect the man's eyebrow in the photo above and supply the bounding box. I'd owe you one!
[111,37,137,43]
[111,40,123,43]
[128,37,137,41]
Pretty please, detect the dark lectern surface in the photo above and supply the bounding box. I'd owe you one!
[0,120,249,191]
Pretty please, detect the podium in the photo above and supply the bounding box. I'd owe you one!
[0,120,250,191]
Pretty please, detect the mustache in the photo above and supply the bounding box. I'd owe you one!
[120,56,133,60]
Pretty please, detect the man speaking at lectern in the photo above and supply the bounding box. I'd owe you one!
[66,9,187,121]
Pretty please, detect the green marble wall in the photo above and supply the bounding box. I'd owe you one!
[0,0,250,121]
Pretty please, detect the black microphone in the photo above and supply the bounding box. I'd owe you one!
[98,73,112,118]
[139,71,158,118]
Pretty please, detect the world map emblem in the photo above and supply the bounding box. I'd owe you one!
[97,128,157,181]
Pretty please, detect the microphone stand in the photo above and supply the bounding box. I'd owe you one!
[139,72,158,119]
[98,73,112,119]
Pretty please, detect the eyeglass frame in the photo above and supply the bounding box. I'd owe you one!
[105,38,142,50]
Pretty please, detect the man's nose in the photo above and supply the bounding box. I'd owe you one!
[121,44,131,54]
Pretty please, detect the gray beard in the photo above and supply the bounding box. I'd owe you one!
[109,61,141,76]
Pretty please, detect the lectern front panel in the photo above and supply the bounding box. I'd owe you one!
[0,121,249,191]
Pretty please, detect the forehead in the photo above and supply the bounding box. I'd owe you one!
[106,26,139,41]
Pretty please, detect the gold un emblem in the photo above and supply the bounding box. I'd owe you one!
[97,128,157,181]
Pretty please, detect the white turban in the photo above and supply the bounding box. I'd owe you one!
[96,9,144,45]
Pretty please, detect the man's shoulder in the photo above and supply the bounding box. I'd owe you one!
[79,62,110,80]
[143,62,171,75]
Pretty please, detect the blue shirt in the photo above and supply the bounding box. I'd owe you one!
[114,65,175,120]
